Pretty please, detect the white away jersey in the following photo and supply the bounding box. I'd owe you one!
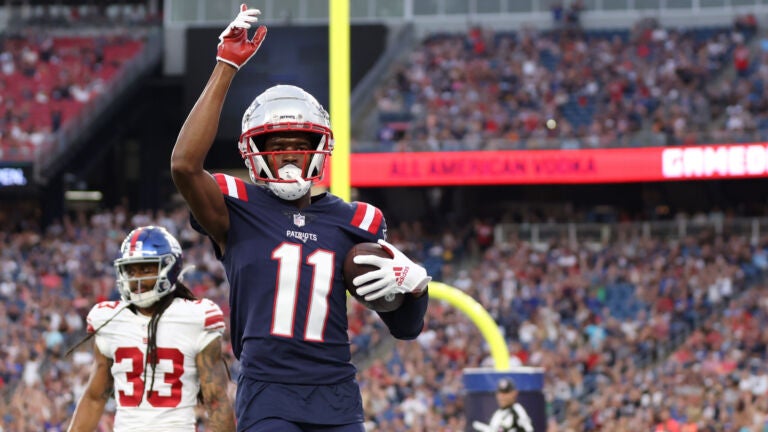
[86,297,225,431]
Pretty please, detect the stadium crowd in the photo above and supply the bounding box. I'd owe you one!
[0,29,147,162]
[370,15,763,152]
[355,220,768,431]
[0,204,765,431]
[2,13,765,163]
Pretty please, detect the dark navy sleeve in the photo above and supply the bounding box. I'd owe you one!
[376,288,429,340]
[189,211,224,259]
[189,210,205,234]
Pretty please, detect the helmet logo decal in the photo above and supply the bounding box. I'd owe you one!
[128,228,143,255]
[129,241,143,256]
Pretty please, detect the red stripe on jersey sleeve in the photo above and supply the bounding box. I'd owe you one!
[213,173,229,193]
[367,206,383,234]
[351,203,367,227]
[235,177,248,202]
[86,323,95,333]
[212,173,249,201]
[205,314,225,329]
[350,203,384,234]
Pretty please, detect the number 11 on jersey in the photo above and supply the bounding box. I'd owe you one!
[271,243,335,341]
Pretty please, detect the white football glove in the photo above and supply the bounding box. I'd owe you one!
[216,4,265,70]
[219,4,261,39]
[353,238,431,301]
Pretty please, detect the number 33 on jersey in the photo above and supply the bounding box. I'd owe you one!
[86,298,225,428]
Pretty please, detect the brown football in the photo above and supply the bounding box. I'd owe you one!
[343,242,405,313]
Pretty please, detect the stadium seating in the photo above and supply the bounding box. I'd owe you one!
[0,31,146,162]
[2,6,768,431]
[368,19,760,152]
[1,204,764,430]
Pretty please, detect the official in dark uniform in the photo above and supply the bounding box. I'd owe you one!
[474,379,535,432]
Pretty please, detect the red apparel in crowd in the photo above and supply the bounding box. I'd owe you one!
[734,45,750,73]
[655,418,681,432]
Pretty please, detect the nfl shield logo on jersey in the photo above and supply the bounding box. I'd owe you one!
[293,213,305,227]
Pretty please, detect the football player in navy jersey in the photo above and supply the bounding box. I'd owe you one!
[170,4,431,432]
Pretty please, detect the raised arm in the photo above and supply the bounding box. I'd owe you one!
[196,337,236,431]
[170,3,266,251]
[67,345,114,432]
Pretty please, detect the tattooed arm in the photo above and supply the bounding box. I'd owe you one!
[67,344,114,432]
[197,336,236,431]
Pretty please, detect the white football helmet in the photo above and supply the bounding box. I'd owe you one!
[239,84,334,200]
[115,226,182,308]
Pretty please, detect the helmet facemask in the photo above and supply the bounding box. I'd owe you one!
[116,256,177,308]
[242,132,329,200]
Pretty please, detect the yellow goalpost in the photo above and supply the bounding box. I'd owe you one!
[329,0,351,203]
[328,0,509,370]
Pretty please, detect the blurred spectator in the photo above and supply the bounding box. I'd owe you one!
[0,29,147,163]
[368,18,761,152]
[0,204,767,431]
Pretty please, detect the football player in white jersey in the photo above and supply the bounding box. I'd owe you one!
[67,226,235,432]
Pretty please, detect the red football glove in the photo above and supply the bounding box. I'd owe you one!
[216,4,267,70]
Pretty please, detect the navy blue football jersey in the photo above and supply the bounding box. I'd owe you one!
[194,173,427,386]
